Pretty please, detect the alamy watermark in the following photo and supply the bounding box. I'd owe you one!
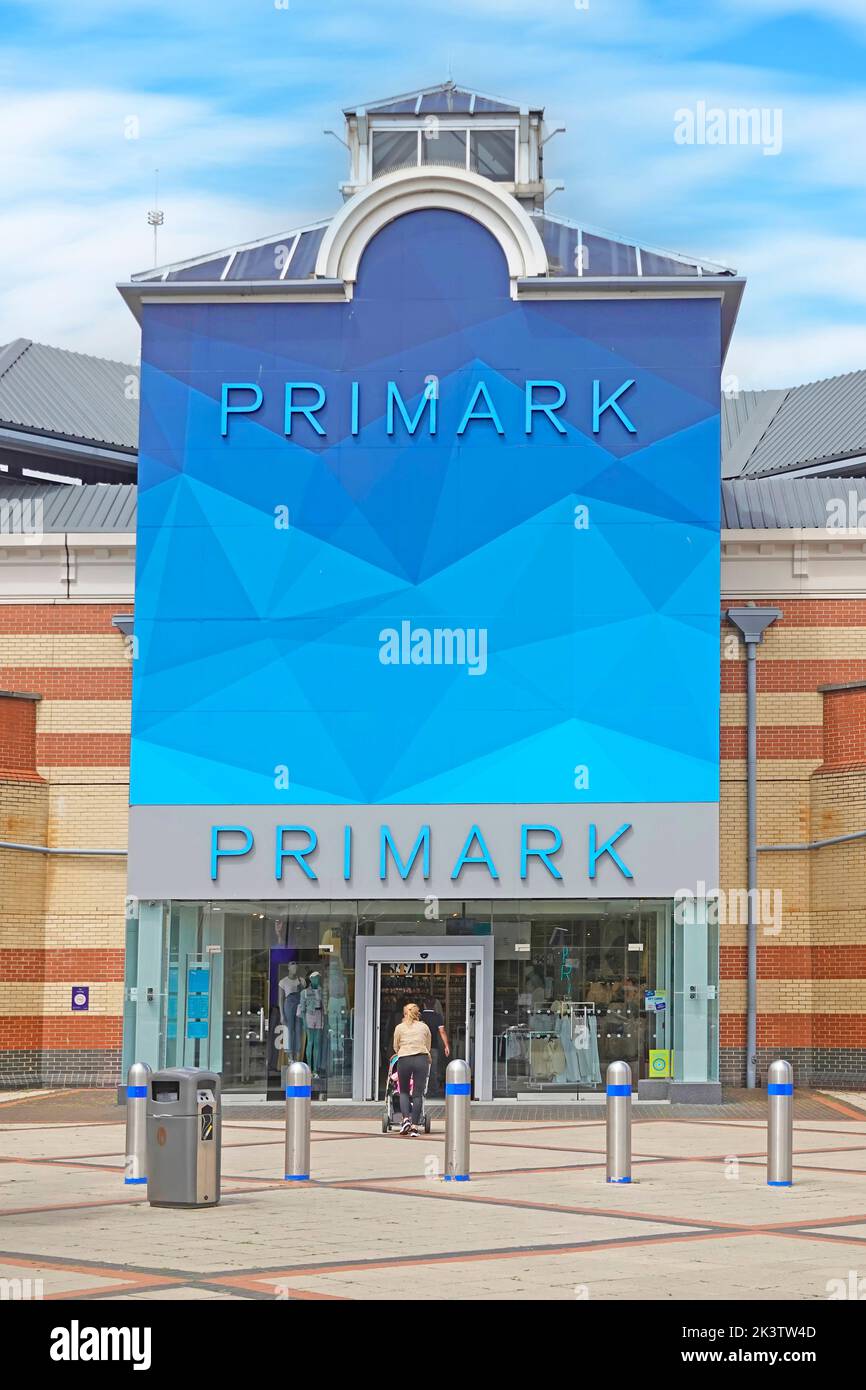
[674,881,782,935]
[0,1277,43,1299]
[826,490,866,536]
[674,102,783,157]
[0,495,44,540]
[379,621,488,676]
[826,1270,866,1300]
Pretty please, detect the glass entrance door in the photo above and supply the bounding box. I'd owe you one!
[371,960,472,1101]
[222,945,269,1091]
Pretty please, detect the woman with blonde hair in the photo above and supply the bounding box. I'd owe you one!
[392,1001,431,1136]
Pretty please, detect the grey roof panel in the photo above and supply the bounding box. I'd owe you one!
[639,250,699,277]
[287,225,327,279]
[358,83,523,116]
[0,479,136,531]
[166,257,229,281]
[420,90,475,114]
[741,369,866,476]
[0,339,138,450]
[530,213,735,280]
[226,243,285,280]
[721,388,787,478]
[721,476,866,528]
[132,221,331,285]
[721,369,866,479]
[129,201,736,288]
[5,474,857,535]
[367,97,420,114]
[473,94,520,113]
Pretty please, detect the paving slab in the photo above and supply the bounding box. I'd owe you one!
[2,1102,865,1301]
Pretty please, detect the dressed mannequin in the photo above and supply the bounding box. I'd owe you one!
[327,950,347,1056]
[279,963,306,1059]
[299,970,325,1076]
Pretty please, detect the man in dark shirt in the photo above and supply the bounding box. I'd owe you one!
[420,997,450,1095]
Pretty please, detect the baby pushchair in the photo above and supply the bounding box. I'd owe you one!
[382,1054,432,1133]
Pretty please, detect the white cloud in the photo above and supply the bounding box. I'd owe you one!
[728,0,866,29]
[0,83,335,358]
[1,5,864,389]
[0,193,319,363]
[728,325,866,389]
[0,88,311,197]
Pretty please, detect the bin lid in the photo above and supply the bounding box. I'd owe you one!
[149,1067,221,1103]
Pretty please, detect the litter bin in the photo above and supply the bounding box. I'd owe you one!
[146,1067,221,1208]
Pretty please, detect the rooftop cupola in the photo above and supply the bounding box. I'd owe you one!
[339,80,549,211]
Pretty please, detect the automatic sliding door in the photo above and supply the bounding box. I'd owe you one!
[357,939,491,1103]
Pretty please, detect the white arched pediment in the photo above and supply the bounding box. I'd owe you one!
[315,166,548,295]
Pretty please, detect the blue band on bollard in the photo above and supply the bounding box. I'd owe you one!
[285,1085,312,1098]
[768,1180,792,1187]
[768,1083,793,1095]
[607,1176,632,1184]
[284,1174,309,1181]
[606,1085,631,1096]
[126,1086,147,1098]
[445,1083,471,1095]
[443,1175,471,1181]
[124,1176,147,1184]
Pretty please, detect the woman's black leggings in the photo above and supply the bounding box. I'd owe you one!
[396,1054,429,1125]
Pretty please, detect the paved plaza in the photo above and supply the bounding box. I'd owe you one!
[1,1090,865,1301]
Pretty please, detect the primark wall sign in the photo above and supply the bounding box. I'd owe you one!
[219,376,638,439]
[130,209,721,898]
[127,804,719,900]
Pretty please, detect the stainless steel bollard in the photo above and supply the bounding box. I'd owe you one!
[284,1060,312,1181]
[444,1058,471,1182]
[767,1058,794,1187]
[605,1060,632,1184]
[124,1061,151,1185]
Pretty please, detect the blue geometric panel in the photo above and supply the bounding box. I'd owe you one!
[132,209,720,807]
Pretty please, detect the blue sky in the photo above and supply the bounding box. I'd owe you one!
[1,0,865,388]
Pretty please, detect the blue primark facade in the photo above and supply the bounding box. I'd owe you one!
[120,85,740,1102]
[133,215,720,810]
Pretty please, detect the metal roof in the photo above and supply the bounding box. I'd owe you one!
[346,81,525,117]
[2,474,860,538]
[721,475,866,528]
[532,211,736,279]
[0,479,136,532]
[0,339,138,450]
[723,369,866,479]
[130,207,736,287]
[131,220,330,286]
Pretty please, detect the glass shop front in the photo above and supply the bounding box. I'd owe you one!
[135,897,709,1101]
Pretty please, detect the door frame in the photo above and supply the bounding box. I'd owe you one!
[353,936,494,1101]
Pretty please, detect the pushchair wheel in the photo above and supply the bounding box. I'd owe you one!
[424,1113,431,1134]
[382,1115,390,1133]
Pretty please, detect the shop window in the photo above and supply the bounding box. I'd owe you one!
[492,905,670,1096]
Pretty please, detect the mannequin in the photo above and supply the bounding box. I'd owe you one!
[278,963,306,1060]
[324,935,348,1059]
[299,970,325,1076]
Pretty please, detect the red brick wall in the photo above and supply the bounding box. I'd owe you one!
[0,949,125,981]
[0,604,129,1086]
[819,685,866,770]
[0,693,42,781]
[0,605,128,634]
[720,597,866,1085]
[721,945,866,979]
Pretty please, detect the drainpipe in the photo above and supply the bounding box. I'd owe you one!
[725,605,782,1088]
